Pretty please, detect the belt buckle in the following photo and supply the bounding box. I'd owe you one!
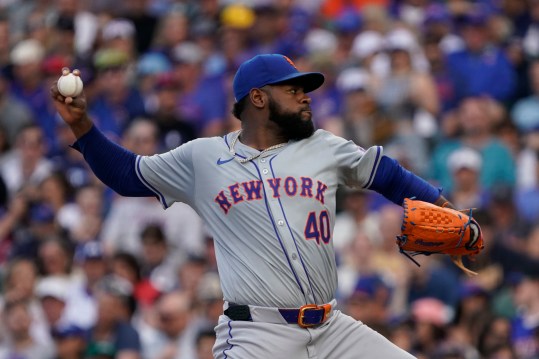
[297,304,331,328]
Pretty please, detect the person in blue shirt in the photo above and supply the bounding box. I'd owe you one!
[430,96,515,193]
[446,11,517,105]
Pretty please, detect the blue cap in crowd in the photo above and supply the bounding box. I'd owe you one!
[29,203,55,223]
[424,4,451,24]
[458,282,488,300]
[51,324,86,339]
[75,241,104,262]
[232,54,325,102]
[351,274,391,304]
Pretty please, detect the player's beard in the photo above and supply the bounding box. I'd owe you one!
[268,97,315,141]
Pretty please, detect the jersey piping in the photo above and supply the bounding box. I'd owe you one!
[269,154,318,304]
[135,155,169,209]
[364,146,382,189]
[250,161,307,297]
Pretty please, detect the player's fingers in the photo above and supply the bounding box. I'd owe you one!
[72,69,81,76]
[66,96,87,110]
[50,84,66,103]
[61,67,70,76]
[50,85,62,101]
[50,83,60,97]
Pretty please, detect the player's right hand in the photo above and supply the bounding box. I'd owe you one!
[50,68,88,126]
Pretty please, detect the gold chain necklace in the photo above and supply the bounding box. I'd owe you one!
[229,130,287,164]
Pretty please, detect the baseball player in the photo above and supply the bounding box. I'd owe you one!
[51,54,451,358]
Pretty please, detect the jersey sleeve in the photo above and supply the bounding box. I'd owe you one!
[136,140,197,209]
[321,131,383,188]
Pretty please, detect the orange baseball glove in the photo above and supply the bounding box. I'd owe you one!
[397,198,484,276]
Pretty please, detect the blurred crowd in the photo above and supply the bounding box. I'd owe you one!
[1,0,539,358]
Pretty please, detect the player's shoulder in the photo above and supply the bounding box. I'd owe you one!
[309,129,354,147]
[178,134,229,150]
[309,129,339,141]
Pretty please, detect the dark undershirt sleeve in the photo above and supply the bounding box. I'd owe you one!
[369,156,441,205]
[71,126,154,197]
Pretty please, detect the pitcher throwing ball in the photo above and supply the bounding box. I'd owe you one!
[51,55,459,358]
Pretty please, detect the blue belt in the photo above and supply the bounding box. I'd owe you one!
[225,303,332,328]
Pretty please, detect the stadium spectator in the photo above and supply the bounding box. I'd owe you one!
[194,328,216,359]
[0,298,55,359]
[330,67,391,147]
[1,258,52,348]
[100,18,137,61]
[54,0,99,58]
[218,3,256,71]
[9,39,60,153]
[52,324,87,359]
[37,237,75,278]
[149,9,189,56]
[370,204,412,319]
[445,8,517,104]
[511,59,539,133]
[38,171,78,233]
[85,275,141,359]
[68,184,104,243]
[0,70,33,149]
[8,202,58,260]
[138,290,193,359]
[0,124,54,199]
[509,274,539,358]
[121,0,159,55]
[332,189,381,263]
[445,147,489,210]
[373,28,438,176]
[451,282,493,349]
[344,274,392,335]
[430,96,516,192]
[477,316,515,358]
[149,74,198,152]
[409,297,452,358]
[35,276,70,328]
[89,48,146,140]
[170,42,227,137]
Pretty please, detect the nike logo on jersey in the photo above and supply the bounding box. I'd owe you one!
[217,157,234,165]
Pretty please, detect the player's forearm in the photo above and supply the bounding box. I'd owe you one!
[69,114,94,139]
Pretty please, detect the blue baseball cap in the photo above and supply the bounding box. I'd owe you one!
[233,54,325,102]
[75,241,104,262]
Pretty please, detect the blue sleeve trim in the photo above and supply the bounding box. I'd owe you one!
[369,156,441,205]
[365,146,382,189]
[71,126,155,197]
[135,156,169,208]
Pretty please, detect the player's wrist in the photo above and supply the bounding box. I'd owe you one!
[69,115,94,139]
[434,195,454,209]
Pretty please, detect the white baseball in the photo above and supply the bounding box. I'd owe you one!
[57,72,83,98]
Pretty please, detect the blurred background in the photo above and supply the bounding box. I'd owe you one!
[0,0,539,358]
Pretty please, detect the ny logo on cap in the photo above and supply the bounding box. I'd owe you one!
[283,55,297,69]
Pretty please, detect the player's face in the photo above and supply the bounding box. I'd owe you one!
[265,85,315,141]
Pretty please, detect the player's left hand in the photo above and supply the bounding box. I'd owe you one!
[396,198,484,276]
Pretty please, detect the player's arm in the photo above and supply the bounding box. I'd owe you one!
[50,72,154,198]
[368,156,448,207]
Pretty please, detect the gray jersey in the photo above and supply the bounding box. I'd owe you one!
[137,129,382,308]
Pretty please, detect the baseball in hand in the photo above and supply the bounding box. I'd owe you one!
[57,71,83,98]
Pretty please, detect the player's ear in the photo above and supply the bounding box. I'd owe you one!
[249,88,267,109]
